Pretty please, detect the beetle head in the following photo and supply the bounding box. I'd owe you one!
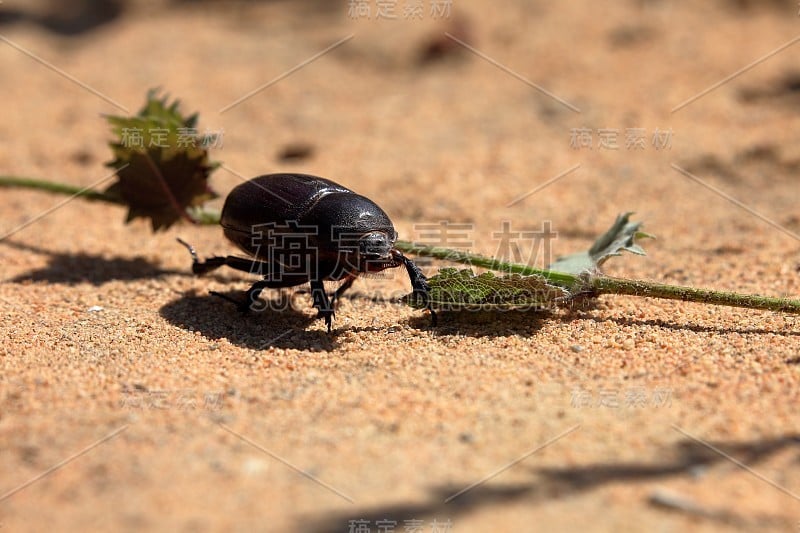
[358,230,397,271]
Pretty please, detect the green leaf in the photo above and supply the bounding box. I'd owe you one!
[547,212,652,275]
[104,89,219,231]
[407,267,569,311]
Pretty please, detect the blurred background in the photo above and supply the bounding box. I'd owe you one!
[2,1,799,279]
[2,2,800,531]
[2,0,799,286]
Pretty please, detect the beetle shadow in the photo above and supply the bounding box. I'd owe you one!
[338,289,553,337]
[159,291,337,351]
[3,240,185,286]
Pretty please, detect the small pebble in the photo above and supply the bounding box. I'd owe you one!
[688,465,707,479]
[87,305,104,312]
[622,339,635,350]
[277,142,314,161]
[570,344,584,353]
[647,488,716,519]
[458,432,474,444]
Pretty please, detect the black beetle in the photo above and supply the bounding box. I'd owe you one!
[178,173,435,332]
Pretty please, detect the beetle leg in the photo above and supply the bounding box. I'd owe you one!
[392,250,437,327]
[309,279,334,333]
[241,280,271,312]
[329,275,357,309]
[208,290,250,311]
[177,238,271,276]
[207,279,271,313]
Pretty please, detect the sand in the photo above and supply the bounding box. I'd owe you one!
[1,1,799,531]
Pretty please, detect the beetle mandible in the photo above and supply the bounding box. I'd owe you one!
[178,173,435,332]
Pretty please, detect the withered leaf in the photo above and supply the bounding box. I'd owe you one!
[104,89,219,231]
[548,212,652,274]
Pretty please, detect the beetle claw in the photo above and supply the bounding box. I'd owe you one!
[316,309,334,333]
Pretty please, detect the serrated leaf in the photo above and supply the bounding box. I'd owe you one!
[104,89,219,231]
[406,267,569,311]
[547,212,652,275]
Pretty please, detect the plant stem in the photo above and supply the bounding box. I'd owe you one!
[0,176,124,204]
[3,175,800,315]
[395,241,800,315]
[393,242,577,285]
[592,276,800,314]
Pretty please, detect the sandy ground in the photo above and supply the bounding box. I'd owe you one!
[1,0,800,531]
